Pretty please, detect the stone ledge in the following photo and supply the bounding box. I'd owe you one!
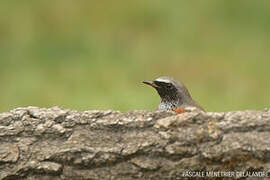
[0,107,270,179]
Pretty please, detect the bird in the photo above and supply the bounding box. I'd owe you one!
[142,76,205,114]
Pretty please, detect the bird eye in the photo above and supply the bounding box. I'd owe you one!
[166,83,173,89]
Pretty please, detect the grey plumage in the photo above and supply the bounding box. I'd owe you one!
[143,76,205,111]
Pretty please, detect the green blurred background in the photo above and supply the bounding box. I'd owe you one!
[0,0,270,113]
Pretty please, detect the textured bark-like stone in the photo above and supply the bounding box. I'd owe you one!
[0,107,270,179]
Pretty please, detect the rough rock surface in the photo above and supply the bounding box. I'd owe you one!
[0,106,270,179]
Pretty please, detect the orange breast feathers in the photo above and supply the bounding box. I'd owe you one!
[155,107,186,114]
[173,108,186,114]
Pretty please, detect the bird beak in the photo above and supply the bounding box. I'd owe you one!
[142,81,159,88]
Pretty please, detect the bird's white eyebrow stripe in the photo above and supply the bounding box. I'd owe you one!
[155,78,171,83]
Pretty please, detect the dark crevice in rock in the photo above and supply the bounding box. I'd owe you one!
[223,126,270,134]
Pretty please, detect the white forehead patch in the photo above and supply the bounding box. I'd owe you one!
[155,77,171,83]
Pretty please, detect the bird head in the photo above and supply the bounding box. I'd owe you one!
[142,76,192,104]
